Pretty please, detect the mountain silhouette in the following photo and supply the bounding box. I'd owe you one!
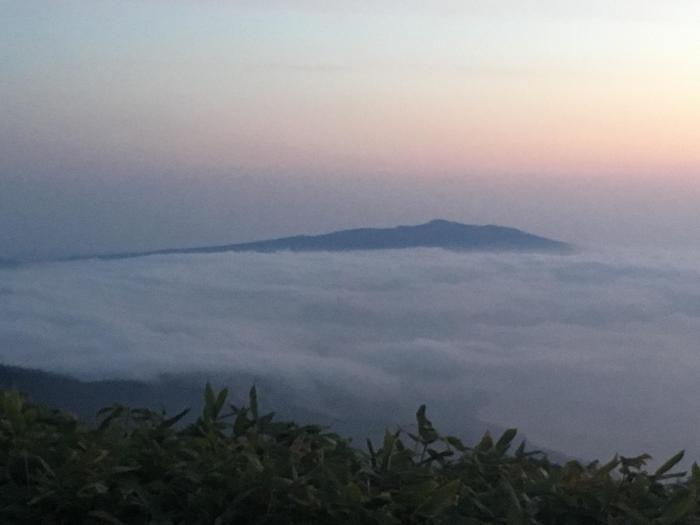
[76,220,571,261]
[0,258,18,268]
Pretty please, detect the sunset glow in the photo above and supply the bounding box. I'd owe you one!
[4,1,700,178]
[3,1,700,257]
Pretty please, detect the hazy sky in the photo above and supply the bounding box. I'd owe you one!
[2,1,700,258]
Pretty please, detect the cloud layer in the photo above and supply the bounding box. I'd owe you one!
[2,248,700,462]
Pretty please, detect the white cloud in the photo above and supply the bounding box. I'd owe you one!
[2,248,700,462]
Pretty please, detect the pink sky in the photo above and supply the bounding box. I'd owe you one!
[2,1,700,257]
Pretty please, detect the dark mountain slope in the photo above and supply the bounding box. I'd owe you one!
[75,219,571,261]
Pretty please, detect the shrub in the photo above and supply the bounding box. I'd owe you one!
[1,385,699,524]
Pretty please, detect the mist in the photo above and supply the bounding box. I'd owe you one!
[3,171,700,261]
[2,247,700,461]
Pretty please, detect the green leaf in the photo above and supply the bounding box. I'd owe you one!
[344,482,363,504]
[159,408,190,429]
[367,438,377,468]
[380,430,397,472]
[692,463,700,490]
[596,456,620,477]
[654,451,685,478]
[97,405,125,431]
[415,480,461,518]
[214,388,228,419]
[501,478,522,514]
[476,431,493,452]
[495,428,518,454]
[621,453,652,470]
[243,451,264,472]
[204,382,216,419]
[233,408,249,436]
[32,454,55,478]
[111,465,141,475]
[657,486,697,525]
[416,405,438,444]
[249,385,258,421]
[87,510,127,525]
[616,502,653,525]
[446,436,467,452]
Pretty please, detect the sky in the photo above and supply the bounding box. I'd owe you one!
[2,1,700,258]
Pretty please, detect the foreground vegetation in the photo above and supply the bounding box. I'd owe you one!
[1,386,699,524]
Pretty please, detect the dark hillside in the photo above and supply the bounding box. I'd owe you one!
[70,220,571,261]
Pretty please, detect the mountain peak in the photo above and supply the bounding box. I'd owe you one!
[425,218,454,226]
[77,220,572,261]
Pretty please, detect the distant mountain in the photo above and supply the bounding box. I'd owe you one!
[0,258,19,269]
[73,220,572,261]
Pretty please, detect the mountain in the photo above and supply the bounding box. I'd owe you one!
[230,219,570,253]
[74,220,571,261]
[0,364,570,463]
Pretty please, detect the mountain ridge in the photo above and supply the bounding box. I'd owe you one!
[66,219,572,261]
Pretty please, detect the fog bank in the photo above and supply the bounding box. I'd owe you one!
[2,248,700,461]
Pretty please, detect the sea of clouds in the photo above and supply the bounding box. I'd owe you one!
[2,248,700,463]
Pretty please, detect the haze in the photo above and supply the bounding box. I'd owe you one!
[2,1,700,259]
